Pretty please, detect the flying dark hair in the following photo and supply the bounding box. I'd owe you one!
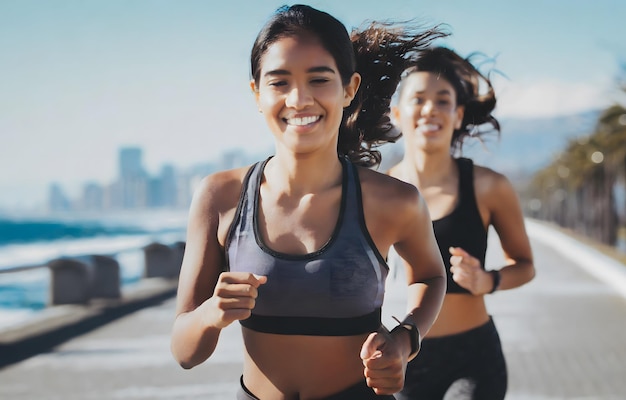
[250,4,448,167]
[397,47,501,153]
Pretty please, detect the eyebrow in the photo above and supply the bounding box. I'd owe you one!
[413,89,453,96]
[264,66,336,77]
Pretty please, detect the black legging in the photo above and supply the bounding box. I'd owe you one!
[396,317,507,400]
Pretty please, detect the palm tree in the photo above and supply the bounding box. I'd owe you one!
[526,104,626,246]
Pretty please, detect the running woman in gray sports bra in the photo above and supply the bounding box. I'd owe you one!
[171,5,448,399]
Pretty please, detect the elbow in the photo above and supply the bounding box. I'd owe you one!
[171,339,215,370]
[521,259,536,285]
[179,360,196,370]
[172,351,201,370]
[170,321,220,370]
[171,342,202,370]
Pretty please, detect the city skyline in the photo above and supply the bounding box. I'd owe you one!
[42,145,261,215]
[1,0,625,211]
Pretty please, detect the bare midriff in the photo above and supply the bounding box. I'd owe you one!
[241,328,370,399]
[426,293,490,337]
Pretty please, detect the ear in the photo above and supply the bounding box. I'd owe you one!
[250,79,260,106]
[343,72,361,107]
[391,105,401,125]
[454,105,465,130]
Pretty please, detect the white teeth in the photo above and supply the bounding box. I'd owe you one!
[418,124,439,132]
[286,116,320,126]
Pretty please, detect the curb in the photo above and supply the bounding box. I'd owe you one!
[525,218,626,299]
[0,278,178,369]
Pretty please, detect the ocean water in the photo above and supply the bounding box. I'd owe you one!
[0,210,188,329]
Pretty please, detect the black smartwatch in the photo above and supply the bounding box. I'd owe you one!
[390,318,420,361]
[488,269,501,293]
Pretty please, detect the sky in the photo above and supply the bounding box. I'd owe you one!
[1,0,625,211]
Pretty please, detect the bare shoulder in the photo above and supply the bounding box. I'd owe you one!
[357,166,421,207]
[191,165,254,214]
[185,163,259,253]
[356,166,435,259]
[472,163,518,208]
[355,166,426,234]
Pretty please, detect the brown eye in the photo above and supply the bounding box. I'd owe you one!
[311,78,329,84]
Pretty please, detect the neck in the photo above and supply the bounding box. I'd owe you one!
[265,149,343,196]
[400,150,455,189]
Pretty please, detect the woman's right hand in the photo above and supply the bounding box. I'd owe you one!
[202,272,267,329]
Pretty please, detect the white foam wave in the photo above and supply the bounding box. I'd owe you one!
[0,231,185,271]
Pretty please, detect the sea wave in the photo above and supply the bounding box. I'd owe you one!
[0,210,188,328]
[0,232,184,271]
[0,209,188,246]
[0,210,188,269]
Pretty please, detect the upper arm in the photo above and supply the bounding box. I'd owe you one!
[175,172,240,316]
[481,170,533,266]
[358,169,444,284]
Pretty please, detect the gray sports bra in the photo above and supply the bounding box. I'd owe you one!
[225,156,388,336]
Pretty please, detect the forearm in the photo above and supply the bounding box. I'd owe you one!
[496,259,535,291]
[404,275,446,338]
[171,306,221,369]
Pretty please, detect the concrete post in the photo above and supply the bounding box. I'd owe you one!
[90,255,121,299]
[48,258,90,305]
[143,242,175,278]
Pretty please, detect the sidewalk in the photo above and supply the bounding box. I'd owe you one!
[0,220,625,399]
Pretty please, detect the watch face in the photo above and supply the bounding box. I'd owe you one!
[403,323,417,334]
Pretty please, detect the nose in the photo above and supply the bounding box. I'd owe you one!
[285,85,314,109]
[420,100,434,116]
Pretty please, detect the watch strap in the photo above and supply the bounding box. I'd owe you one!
[488,269,501,293]
[390,317,420,361]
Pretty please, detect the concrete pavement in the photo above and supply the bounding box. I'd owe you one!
[0,221,625,399]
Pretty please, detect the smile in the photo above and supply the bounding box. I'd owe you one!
[417,123,440,133]
[284,116,322,126]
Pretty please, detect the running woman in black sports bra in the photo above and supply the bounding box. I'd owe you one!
[171,5,449,399]
[388,47,536,399]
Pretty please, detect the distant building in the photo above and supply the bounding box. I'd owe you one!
[105,181,123,210]
[117,147,149,209]
[48,183,71,212]
[119,147,145,178]
[81,182,104,211]
[155,164,178,208]
[42,146,266,214]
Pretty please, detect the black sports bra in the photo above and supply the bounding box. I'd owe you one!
[432,158,488,294]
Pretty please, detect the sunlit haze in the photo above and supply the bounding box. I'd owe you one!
[1,0,624,211]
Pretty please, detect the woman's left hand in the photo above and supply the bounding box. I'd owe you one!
[449,246,493,295]
[360,330,406,395]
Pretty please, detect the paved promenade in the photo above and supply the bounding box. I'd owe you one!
[0,220,625,399]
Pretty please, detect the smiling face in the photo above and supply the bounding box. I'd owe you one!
[393,71,465,154]
[251,35,359,156]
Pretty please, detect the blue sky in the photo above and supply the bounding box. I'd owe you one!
[1,0,624,211]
